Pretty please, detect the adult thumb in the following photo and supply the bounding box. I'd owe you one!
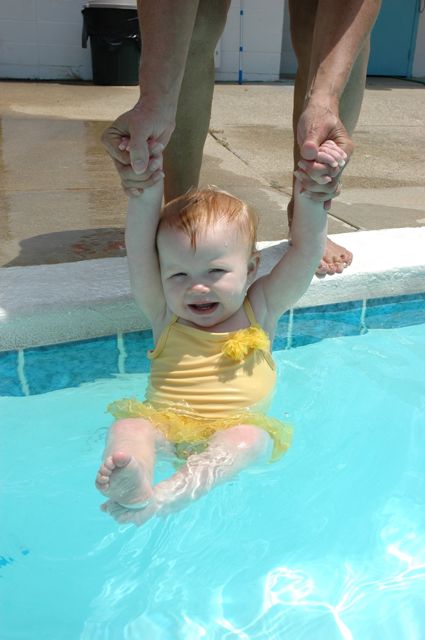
[130,138,149,175]
[300,139,319,161]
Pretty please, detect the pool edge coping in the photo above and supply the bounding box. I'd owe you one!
[1,227,425,352]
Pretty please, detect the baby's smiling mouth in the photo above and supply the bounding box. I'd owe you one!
[188,302,219,314]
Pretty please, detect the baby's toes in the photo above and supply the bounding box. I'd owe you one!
[100,458,115,475]
[95,458,115,489]
[95,471,111,493]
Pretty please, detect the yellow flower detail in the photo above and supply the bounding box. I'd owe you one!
[222,326,270,361]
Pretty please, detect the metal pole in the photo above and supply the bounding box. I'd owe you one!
[238,0,244,84]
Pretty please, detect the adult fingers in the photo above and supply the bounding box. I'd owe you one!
[295,171,341,198]
[148,140,165,158]
[118,136,164,169]
[119,138,164,161]
[101,120,131,166]
[302,183,342,203]
[128,130,150,175]
[123,169,165,197]
[113,154,163,184]
[301,178,340,196]
[294,169,332,186]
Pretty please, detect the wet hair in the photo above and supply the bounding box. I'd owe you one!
[157,187,258,253]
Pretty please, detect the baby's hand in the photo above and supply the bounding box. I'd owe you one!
[294,139,347,209]
[118,137,164,197]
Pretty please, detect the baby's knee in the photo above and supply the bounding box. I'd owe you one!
[220,424,271,456]
[110,418,153,438]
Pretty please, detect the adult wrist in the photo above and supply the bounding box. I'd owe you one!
[304,90,340,112]
[134,93,178,120]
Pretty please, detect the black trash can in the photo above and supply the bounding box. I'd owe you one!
[82,2,141,85]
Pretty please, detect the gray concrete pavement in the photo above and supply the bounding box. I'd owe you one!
[0,77,424,267]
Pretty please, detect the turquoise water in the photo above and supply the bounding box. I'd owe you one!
[1,298,425,639]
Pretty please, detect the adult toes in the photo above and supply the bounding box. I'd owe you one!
[315,260,329,276]
[333,261,345,274]
[325,262,338,276]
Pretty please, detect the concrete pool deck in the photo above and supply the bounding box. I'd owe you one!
[0,78,424,349]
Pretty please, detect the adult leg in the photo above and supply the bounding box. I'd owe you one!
[288,0,370,275]
[95,418,162,507]
[163,0,231,202]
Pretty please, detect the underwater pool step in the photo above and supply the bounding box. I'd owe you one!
[1,228,424,352]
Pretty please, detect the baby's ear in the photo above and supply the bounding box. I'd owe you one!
[247,251,260,281]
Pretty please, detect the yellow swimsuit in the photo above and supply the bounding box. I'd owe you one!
[108,299,292,461]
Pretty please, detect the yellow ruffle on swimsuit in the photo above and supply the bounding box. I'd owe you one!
[108,299,292,462]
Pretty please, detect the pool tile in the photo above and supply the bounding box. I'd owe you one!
[291,300,364,348]
[365,293,425,329]
[123,330,154,373]
[1,293,424,396]
[272,311,290,351]
[24,335,119,394]
[0,351,23,396]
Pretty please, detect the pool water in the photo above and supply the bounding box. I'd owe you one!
[1,296,425,639]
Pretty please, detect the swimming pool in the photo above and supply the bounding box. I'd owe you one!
[1,293,425,640]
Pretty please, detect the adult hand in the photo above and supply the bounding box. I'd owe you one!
[296,101,353,208]
[101,102,175,194]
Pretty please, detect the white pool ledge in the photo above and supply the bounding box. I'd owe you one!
[1,228,424,351]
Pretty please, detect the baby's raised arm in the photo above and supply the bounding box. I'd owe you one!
[250,145,338,332]
[125,153,166,325]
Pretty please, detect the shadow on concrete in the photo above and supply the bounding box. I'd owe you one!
[4,228,126,267]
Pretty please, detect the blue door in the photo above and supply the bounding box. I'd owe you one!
[368,0,419,76]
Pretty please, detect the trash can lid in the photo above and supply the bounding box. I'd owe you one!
[84,0,136,8]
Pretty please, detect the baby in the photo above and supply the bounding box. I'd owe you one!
[96,140,346,526]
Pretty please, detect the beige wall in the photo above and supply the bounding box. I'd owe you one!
[0,0,423,82]
[0,0,91,80]
[215,0,285,82]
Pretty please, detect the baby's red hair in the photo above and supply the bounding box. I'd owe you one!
[157,187,258,253]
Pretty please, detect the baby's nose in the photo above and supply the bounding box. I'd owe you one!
[190,282,210,293]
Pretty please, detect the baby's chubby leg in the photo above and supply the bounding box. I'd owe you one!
[158,424,272,512]
[109,424,272,525]
[95,418,164,508]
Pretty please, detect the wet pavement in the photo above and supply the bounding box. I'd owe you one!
[0,78,424,268]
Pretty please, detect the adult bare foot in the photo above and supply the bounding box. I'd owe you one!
[315,237,353,276]
[95,451,152,507]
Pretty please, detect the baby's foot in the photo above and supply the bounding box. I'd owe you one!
[95,452,152,507]
[101,497,159,526]
[316,237,353,276]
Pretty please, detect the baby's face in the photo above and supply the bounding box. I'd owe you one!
[157,220,257,328]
